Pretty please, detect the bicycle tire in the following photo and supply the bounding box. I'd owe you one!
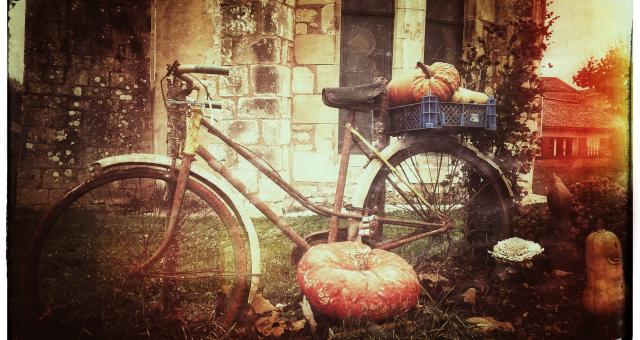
[362,136,512,262]
[22,167,250,339]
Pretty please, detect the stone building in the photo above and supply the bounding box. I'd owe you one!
[15,0,544,214]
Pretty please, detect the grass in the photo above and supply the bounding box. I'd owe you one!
[12,206,484,339]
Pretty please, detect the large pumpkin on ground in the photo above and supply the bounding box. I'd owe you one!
[387,61,461,106]
[582,229,625,316]
[296,241,421,321]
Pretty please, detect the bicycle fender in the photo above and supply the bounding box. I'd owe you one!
[350,135,513,210]
[91,153,261,304]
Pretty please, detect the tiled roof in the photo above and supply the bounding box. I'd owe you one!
[540,77,578,93]
[541,77,611,129]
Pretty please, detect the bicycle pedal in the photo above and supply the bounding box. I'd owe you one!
[358,215,377,236]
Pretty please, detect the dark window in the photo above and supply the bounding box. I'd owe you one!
[599,138,610,156]
[424,0,464,65]
[578,138,587,156]
[542,137,575,158]
[338,0,394,152]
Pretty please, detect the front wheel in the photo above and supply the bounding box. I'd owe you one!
[362,136,512,262]
[22,167,251,339]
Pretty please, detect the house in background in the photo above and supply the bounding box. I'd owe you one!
[532,77,618,194]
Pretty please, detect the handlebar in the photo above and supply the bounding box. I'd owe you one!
[165,61,229,98]
[175,64,230,76]
[166,61,229,77]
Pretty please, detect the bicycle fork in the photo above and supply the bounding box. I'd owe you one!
[130,108,203,275]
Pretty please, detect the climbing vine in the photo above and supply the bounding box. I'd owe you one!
[459,0,557,202]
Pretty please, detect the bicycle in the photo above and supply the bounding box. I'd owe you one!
[21,61,512,338]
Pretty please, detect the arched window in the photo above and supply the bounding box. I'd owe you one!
[424,0,464,65]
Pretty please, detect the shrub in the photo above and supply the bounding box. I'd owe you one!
[511,203,552,241]
[569,177,629,248]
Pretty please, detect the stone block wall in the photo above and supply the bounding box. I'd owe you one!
[209,0,295,213]
[18,0,152,208]
[289,0,342,211]
[16,0,537,213]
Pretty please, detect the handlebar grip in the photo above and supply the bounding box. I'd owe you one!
[175,64,230,76]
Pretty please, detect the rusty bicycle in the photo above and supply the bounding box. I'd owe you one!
[22,61,512,337]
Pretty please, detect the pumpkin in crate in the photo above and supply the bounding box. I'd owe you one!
[387,61,461,106]
[582,229,625,316]
[296,241,421,321]
[450,87,489,104]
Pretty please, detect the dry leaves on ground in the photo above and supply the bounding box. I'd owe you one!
[466,316,515,335]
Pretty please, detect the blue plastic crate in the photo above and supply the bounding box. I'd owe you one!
[388,95,496,135]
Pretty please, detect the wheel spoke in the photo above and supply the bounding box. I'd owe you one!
[363,139,510,260]
[29,168,250,337]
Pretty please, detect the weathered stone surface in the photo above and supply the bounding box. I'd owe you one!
[394,8,425,40]
[17,189,49,206]
[295,9,318,23]
[292,67,314,94]
[477,0,497,22]
[316,64,339,91]
[221,38,233,65]
[238,145,284,170]
[293,95,338,123]
[253,37,282,63]
[295,23,308,35]
[206,143,238,168]
[231,169,258,193]
[258,174,287,202]
[238,97,280,118]
[396,0,426,10]
[294,35,336,64]
[251,65,290,96]
[228,120,260,145]
[292,151,338,182]
[292,129,313,148]
[221,3,257,37]
[320,4,335,34]
[17,169,42,189]
[219,66,249,96]
[261,1,293,40]
[314,123,336,152]
[252,65,280,94]
[297,0,335,5]
[398,38,424,70]
[262,119,291,145]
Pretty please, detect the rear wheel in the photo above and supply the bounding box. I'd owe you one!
[363,136,511,262]
[23,167,250,338]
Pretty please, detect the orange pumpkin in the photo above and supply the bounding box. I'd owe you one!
[387,61,461,106]
[296,241,421,321]
[582,229,625,316]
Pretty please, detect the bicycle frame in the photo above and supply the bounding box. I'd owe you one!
[134,67,450,273]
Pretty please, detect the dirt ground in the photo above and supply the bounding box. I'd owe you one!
[408,252,628,339]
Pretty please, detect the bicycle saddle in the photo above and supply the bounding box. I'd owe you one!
[322,79,386,111]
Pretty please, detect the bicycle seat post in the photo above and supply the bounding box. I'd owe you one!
[328,110,357,243]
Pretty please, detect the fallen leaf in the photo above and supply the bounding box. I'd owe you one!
[251,293,278,314]
[461,288,477,304]
[290,319,306,332]
[300,296,317,333]
[552,269,572,277]
[466,316,514,335]
[255,311,286,337]
[418,273,448,283]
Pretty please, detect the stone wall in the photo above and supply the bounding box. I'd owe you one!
[18,0,152,208]
[289,0,342,211]
[16,0,539,213]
